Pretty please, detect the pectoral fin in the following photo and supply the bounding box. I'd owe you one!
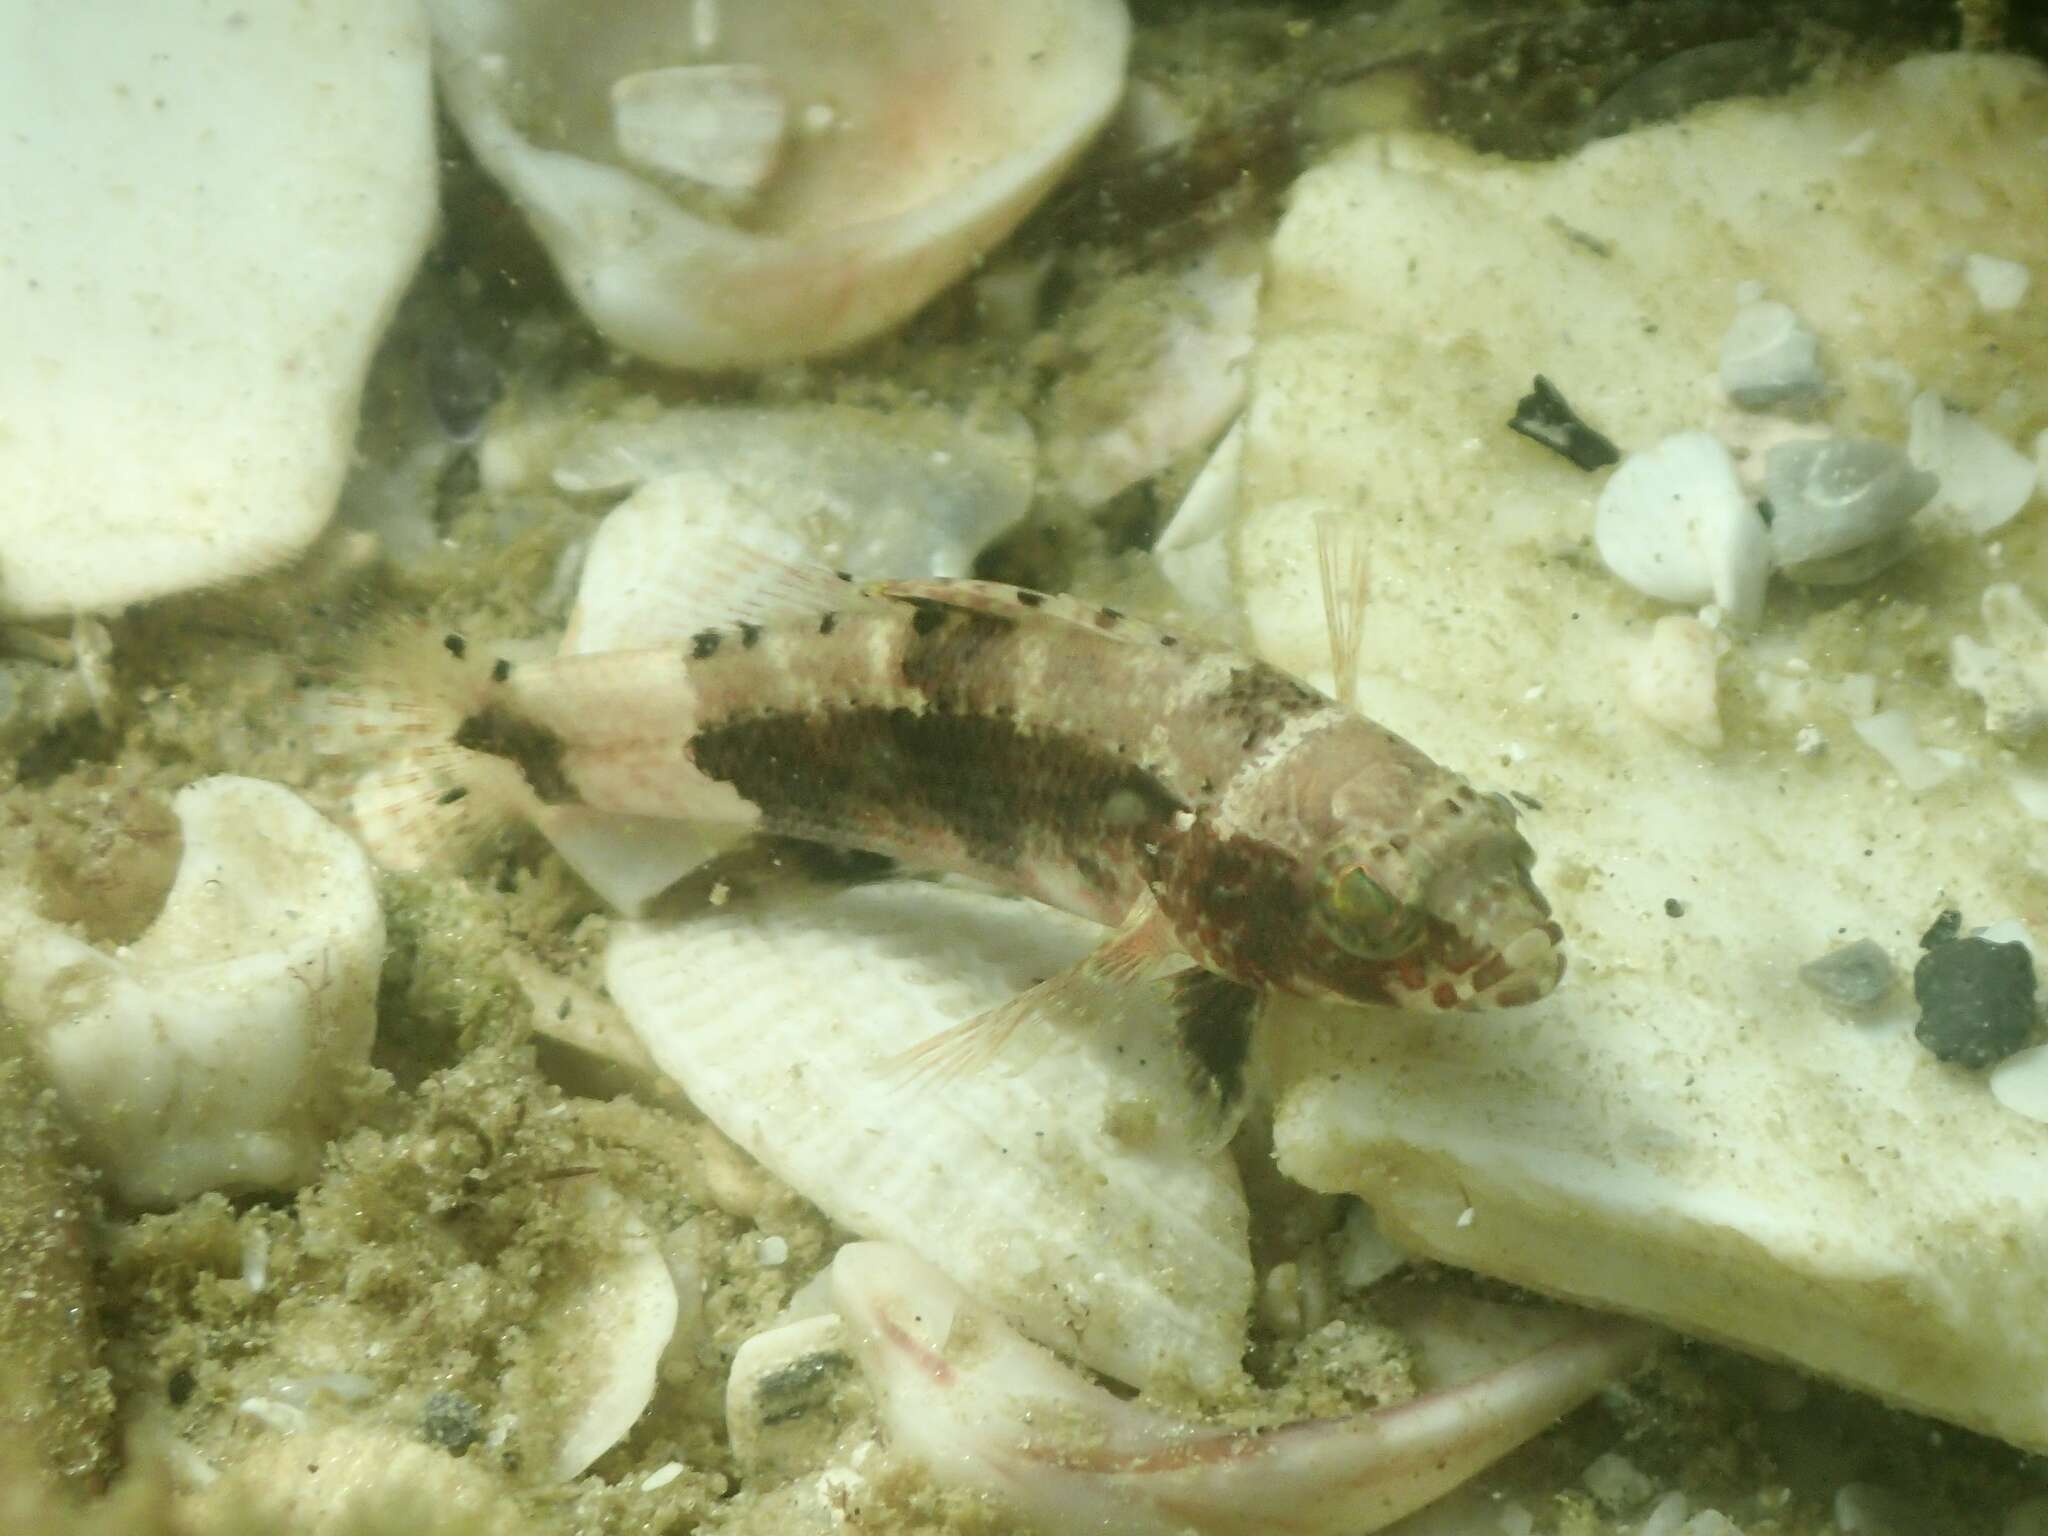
[887,893,1258,1147]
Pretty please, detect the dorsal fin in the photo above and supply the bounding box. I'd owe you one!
[1315,510,1370,711]
[564,471,886,655]
[872,577,1205,652]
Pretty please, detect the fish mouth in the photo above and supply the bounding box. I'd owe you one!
[1384,918,1567,1012]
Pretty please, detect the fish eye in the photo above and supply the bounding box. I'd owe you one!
[1316,865,1425,960]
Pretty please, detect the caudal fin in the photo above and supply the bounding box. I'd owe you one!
[302,623,540,871]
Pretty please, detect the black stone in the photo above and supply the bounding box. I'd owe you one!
[421,1389,486,1454]
[1913,937,2037,1069]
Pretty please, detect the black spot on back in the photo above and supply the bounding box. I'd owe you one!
[443,633,467,659]
[739,622,764,649]
[818,612,839,636]
[897,603,1018,698]
[1213,663,1326,753]
[691,629,722,660]
[1015,590,1045,608]
[490,658,512,683]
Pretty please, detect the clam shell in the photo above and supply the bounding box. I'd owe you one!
[606,880,1253,1392]
[1594,431,1770,624]
[427,0,1130,369]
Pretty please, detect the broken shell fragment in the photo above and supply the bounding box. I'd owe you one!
[428,0,1131,368]
[1951,584,2048,743]
[1907,391,2038,536]
[1763,437,1937,573]
[610,64,786,192]
[521,1182,679,1481]
[1719,299,1824,411]
[0,777,383,1208]
[1594,431,1770,624]
[833,1241,1658,1536]
[606,880,1254,1392]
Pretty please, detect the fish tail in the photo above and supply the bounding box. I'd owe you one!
[302,622,541,871]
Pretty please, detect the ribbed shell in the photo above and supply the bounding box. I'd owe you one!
[606,880,1253,1392]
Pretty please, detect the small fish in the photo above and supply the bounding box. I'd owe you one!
[313,517,1562,1115]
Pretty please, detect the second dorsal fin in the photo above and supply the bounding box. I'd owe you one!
[563,471,885,655]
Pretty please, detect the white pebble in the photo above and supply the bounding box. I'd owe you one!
[1596,432,1770,624]
[757,1234,789,1267]
[1627,615,1725,750]
[1794,724,1826,756]
[241,1226,271,1294]
[1720,300,1824,410]
[1680,1511,1743,1536]
[1497,1503,1536,1536]
[1964,253,2030,311]
[1584,1451,1656,1511]
[1455,1206,1476,1229]
[1907,391,2037,536]
[1852,711,1962,792]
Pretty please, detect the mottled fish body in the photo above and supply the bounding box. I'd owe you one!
[359,549,1561,1019]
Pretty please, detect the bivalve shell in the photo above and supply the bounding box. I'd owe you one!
[606,880,1254,1393]
[427,0,1131,369]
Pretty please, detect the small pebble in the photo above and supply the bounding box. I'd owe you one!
[1763,438,1936,570]
[1834,1481,1917,1535]
[1596,433,1770,624]
[1584,1450,1657,1511]
[421,1389,486,1455]
[1800,939,1895,1012]
[1664,898,1686,918]
[1640,1492,1691,1536]
[1720,299,1824,410]
[1913,933,2037,1069]
[1989,1043,2048,1124]
[1963,253,2030,312]
[757,1233,789,1267]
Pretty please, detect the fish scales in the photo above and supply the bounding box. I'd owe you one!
[464,574,1564,1011]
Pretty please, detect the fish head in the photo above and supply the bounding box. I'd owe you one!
[1312,778,1564,1011]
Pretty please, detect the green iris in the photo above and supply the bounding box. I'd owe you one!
[1317,865,1424,960]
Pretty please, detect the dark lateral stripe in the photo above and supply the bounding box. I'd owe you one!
[687,706,1185,883]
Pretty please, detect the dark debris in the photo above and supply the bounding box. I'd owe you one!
[1508,375,1621,471]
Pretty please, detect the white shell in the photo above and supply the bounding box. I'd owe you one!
[1594,432,1770,624]
[605,881,1254,1392]
[1907,390,2038,536]
[525,1182,679,1481]
[1719,299,1824,410]
[0,778,383,1207]
[611,64,786,192]
[427,0,1130,369]
[536,402,1036,581]
[0,1,435,617]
